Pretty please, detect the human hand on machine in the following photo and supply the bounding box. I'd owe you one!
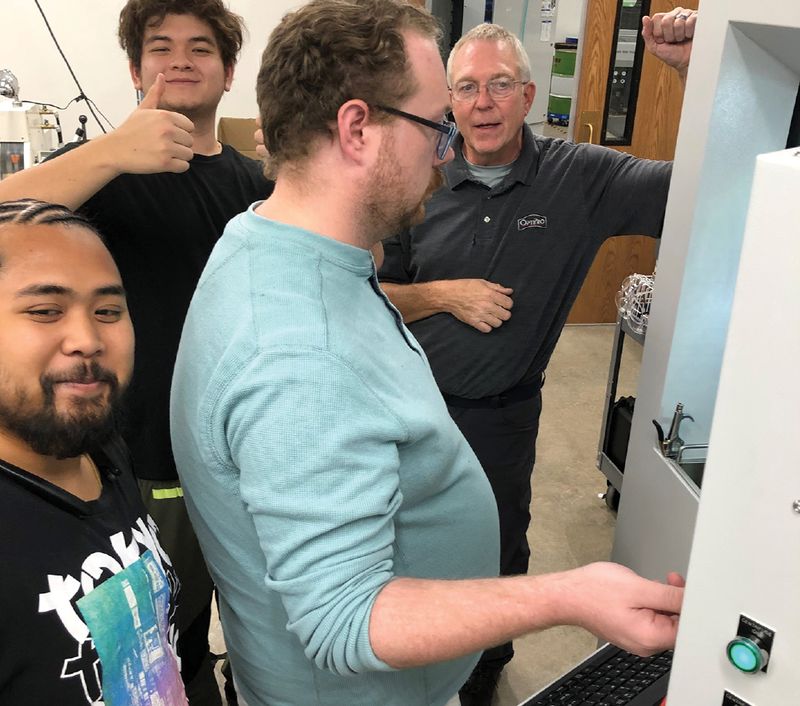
[101,73,195,175]
[642,6,697,79]
[562,562,685,656]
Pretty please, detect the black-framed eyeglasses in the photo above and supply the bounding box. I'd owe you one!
[375,105,458,160]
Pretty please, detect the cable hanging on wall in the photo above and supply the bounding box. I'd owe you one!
[33,0,114,134]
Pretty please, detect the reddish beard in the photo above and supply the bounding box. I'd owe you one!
[409,167,445,226]
[363,133,446,237]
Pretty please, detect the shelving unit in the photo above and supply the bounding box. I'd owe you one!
[596,314,645,504]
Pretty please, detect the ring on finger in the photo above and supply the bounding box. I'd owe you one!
[676,12,691,20]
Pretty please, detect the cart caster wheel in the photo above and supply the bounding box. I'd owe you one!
[604,484,620,512]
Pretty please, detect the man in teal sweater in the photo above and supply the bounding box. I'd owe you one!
[170,1,685,704]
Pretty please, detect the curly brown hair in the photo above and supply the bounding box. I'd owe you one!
[118,0,244,70]
[256,0,441,176]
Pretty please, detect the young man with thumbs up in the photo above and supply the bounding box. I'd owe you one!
[0,2,272,703]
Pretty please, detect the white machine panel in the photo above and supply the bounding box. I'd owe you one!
[612,0,800,581]
[667,147,800,705]
[0,102,61,177]
[609,0,800,702]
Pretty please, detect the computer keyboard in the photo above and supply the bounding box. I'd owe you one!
[521,644,672,706]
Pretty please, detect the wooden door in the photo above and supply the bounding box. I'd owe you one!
[567,0,697,323]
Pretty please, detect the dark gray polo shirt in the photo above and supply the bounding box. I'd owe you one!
[379,125,671,399]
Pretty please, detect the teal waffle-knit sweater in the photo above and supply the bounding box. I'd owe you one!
[171,205,500,705]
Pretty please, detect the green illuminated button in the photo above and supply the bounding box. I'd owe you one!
[727,637,768,673]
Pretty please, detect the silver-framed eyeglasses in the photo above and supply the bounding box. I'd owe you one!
[375,105,458,160]
[450,77,527,103]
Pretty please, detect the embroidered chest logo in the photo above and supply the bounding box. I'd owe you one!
[518,213,548,231]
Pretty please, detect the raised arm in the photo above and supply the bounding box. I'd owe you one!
[0,74,194,210]
[642,6,697,84]
[370,563,685,668]
[381,279,514,333]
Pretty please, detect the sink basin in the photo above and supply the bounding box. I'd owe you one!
[678,459,705,489]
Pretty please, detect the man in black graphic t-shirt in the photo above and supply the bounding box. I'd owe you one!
[0,200,185,706]
[0,3,272,699]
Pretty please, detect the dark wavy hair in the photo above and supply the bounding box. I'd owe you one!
[118,0,245,70]
[257,0,441,176]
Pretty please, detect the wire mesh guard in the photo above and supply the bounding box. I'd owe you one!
[615,273,654,335]
[0,69,19,101]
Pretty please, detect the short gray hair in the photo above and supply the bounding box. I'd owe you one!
[447,23,531,85]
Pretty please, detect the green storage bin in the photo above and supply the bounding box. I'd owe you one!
[547,94,571,125]
[552,43,577,77]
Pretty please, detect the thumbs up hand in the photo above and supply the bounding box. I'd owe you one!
[136,72,168,111]
[102,73,195,174]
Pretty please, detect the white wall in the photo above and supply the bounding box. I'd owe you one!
[554,0,584,43]
[1,0,304,140]
[3,0,587,139]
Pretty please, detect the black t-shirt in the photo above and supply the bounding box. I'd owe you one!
[0,442,183,705]
[380,128,672,398]
[48,143,273,480]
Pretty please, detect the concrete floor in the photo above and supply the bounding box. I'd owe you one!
[498,323,642,706]
[209,323,644,705]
